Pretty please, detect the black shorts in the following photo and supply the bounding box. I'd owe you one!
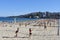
[29,33,32,35]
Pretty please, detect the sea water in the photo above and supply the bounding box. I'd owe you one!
[0,17,39,23]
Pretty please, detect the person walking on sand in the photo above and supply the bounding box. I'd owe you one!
[44,22,46,29]
[44,25,46,29]
[29,28,32,37]
[15,27,19,37]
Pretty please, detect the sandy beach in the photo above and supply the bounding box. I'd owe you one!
[0,19,60,40]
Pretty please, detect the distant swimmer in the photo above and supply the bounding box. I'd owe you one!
[29,28,32,37]
[15,27,19,37]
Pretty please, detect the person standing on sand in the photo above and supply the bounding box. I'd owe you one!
[29,28,32,37]
[44,22,47,29]
[15,27,19,37]
[44,25,46,29]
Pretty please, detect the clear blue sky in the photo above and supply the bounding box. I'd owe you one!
[0,0,60,17]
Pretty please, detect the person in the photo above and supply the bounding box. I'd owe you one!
[15,27,19,37]
[44,25,46,29]
[44,22,46,29]
[29,28,32,37]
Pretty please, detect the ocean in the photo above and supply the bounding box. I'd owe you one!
[0,17,39,22]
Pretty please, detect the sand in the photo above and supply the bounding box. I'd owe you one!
[0,19,60,40]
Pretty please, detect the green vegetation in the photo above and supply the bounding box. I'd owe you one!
[7,12,60,19]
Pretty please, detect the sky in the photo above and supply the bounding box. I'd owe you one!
[0,0,60,17]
